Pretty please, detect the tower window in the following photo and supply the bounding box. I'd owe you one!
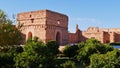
[30,15,32,17]
[31,19,34,23]
[57,20,60,24]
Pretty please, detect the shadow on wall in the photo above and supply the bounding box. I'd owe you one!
[21,33,26,44]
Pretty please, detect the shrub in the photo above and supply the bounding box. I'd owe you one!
[76,38,114,66]
[62,60,75,68]
[46,40,59,55]
[63,45,79,58]
[89,49,120,68]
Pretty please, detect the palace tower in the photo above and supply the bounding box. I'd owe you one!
[17,10,68,45]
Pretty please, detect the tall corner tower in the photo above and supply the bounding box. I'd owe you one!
[17,10,68,45]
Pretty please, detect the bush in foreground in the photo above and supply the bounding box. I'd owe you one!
[61,60,75,68]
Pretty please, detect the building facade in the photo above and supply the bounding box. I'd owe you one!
[17,10,120,45]
[17,10,68,45]
[69,26,120,44]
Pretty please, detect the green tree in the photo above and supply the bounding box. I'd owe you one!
[61,60,75,68]
[0,9,22,46]
[15,40,57,68]
[15,41,44,68]
[46,40,59,55]
[63,45,79,58]
[89,49,120,68]
[0,46,23,68]
[0,10,23,68]
[76,38,114,66]
[0,10,7,23]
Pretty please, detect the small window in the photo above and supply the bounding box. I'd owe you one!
[30,15,32,17]
[57,20,60,24]
[31,19,34,23]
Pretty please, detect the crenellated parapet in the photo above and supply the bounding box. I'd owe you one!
[17,10,46,21]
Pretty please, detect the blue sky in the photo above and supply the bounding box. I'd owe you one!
[0,0,120,32]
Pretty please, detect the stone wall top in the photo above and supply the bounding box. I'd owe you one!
[101,28,120,32]
[17,10,46,21]
[17,9,68,21]
[86,27,99,32]
[45,10,68,17]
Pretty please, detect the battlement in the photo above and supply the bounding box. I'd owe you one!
[101,28,120,32]
[17,10,46,21]
[87,27,99,32]
[17,9,68,21]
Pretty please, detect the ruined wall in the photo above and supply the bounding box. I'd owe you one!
[101,28,120,43]
[82,27,103,42]
[68,24,83,44]
[68,33,78,44]
[102,32,110,43]
[81,27,120,43]
[113,33,120,42]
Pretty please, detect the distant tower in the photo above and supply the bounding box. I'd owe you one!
[76,24,79,32]
[17,10,68,45]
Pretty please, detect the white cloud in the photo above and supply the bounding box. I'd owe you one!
[71,17,100,24]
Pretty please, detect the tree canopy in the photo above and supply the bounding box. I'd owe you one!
[89,49,120,68]
[0,9,22,46]
[76,38,114,65]
[62,38,120,68]
[15,39,59,68]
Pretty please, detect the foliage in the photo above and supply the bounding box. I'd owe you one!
[0,46,23,68]
[0,9,22,46]
[14,40,58,68]
[33,36,39,42]
[63,45,79,58]
[0,10,7,22]
[0,9,22,68]
[76,38,114,65]
[61,60,76,68]
[110,42,120,45]
[46,40,59,55]
[0,52,14,68]
[89,49,120,68]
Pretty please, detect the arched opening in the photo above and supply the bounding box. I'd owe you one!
[28,32,32,40]
[56,32,61,45]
